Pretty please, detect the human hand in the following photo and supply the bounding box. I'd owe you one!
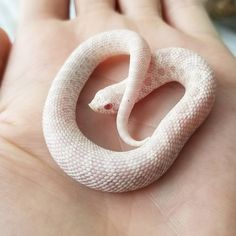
[0,29,10,82]
[0,0,236,235]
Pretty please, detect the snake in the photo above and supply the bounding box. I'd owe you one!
[43,30,216,192]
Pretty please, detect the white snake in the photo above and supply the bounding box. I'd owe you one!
[43,30,216,192]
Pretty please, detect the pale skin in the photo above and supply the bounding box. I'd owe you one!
[0,0,236,235]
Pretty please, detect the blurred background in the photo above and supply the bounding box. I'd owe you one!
[0,0,235,55]
[0,0,76,39]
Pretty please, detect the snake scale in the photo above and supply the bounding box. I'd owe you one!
[43,30,216,192]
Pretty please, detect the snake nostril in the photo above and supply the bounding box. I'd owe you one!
[104,103,113,110]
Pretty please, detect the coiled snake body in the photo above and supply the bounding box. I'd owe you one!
[43,30,216,192]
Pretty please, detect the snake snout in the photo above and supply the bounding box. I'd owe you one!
[88,101,96,111]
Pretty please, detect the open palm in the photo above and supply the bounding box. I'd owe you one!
[0,0,236,235]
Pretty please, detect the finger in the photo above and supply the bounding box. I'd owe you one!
[162,0,218,38]
[19,0,70,22]
[0,29,11,82]
[119,0,162,18]
[75,0,115,15]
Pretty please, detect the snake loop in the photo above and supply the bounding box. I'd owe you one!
[43,30,216,192]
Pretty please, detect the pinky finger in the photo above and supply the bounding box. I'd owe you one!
[163,0,219,38]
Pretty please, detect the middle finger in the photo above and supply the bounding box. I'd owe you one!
[119,0,162,18]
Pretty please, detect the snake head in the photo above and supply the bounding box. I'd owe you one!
[88,86,121,114]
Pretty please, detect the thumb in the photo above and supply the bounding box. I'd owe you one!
[0,28,11,80]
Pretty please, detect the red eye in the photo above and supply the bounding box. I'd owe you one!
[104,103,113,110]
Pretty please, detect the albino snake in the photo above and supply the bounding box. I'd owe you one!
[43,30,216,192]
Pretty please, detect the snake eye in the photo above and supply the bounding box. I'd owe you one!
[104,103,113,110]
